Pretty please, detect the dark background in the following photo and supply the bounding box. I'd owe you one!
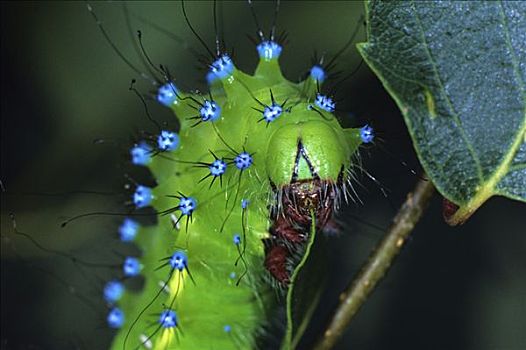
[1,1,525,350]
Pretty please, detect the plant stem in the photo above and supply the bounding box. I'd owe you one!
[313,178,435,350]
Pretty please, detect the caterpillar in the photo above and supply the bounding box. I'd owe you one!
[90,1,374,349]
[2,1,374,349]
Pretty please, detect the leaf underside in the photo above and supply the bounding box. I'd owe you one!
[358,0,526,225]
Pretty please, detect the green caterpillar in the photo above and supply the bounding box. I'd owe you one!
[98,2,373,349]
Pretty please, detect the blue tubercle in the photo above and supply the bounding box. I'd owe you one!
[314,93,336,113]
[234,152,253,170]
[123,257,141,277]
[130,141,152,166]
[103,280,124,304]
[229,272,236,279]
[107,307,125,329]
[233,234,241,245]
[169,251,188,271]
[223,325,232,333]
[263,103,283,123]
[241,199,250,209]
[209,55,234,80]
[200,100,221,122]
[209,159,227,176]
[360,124,375,143]
[206,71,218,85]
[310,65,326,83]
[179,197,197,216]
[257,41,282,61]
[119,218,139,242]
[159,309,178,328]
[133,185,153,208]
[157,82,178,107]
[157,130,179,151]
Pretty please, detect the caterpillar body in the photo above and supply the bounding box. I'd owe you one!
[102,4,372,349]
[110,45,370,347]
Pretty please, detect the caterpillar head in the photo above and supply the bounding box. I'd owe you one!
[266,119,352,186]
[265,118,352,231]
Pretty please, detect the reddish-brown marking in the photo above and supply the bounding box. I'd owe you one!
[264,245,289,284]
[272,215,305,243]
[265,179,336,285]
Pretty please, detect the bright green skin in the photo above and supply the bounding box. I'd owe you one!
[110,54,364,349]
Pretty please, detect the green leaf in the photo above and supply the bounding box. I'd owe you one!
[281,218,327,350]
[357,0,526,225]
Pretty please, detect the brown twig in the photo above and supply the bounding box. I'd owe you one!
[313,178,435,350]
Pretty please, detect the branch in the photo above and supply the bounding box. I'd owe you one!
[314,178,435,350]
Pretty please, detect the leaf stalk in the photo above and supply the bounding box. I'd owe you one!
[313,178,435,350]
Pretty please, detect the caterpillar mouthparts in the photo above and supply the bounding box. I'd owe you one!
[267,178,337,284]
